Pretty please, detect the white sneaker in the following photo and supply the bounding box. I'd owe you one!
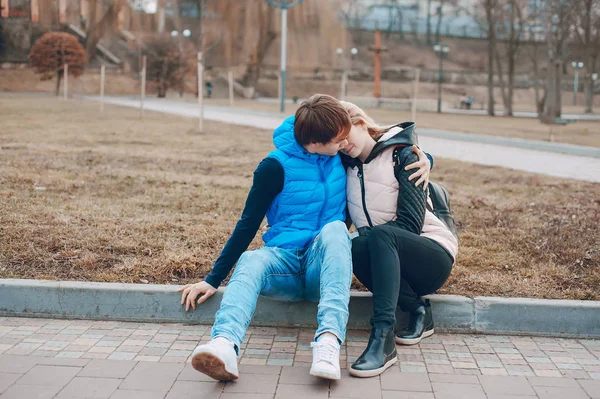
[191,337,239,381]
[309,336,341,380]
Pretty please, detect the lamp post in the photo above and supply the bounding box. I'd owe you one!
[336,47,358,101]
[172,29,192,97]
[266,0,303,113]
[433,43,449,113]
[571,61,584,105]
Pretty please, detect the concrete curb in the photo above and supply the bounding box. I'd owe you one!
[418,128,600,159]
[1,279,598,338]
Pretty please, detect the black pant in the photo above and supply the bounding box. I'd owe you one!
[352,229,453,329]
[351,145,453,329]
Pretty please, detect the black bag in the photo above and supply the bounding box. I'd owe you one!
[427,182,458,238]
[391,146,458,239]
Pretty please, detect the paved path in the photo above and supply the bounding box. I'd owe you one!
[256,97,600,121]
[84,96,600,183]
[445,108,600,121]
[0,317,599,398]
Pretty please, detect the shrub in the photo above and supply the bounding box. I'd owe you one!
[29,32,87,96]
[143,35,196,98]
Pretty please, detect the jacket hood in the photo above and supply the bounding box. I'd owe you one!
[272,116,307,158]
[364,121,418,163]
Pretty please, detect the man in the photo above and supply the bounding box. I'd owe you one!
[178,94,353,381]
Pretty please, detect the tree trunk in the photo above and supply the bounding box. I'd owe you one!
[435,1,445,45]
[55,71,62,96]
[86,0,125,61]
[537,84,546,114]
[158,60,168,98]
[85,0,98,60]
[542,60,560,123]
[584,77,593,113]
[506,70,514,116]
[583,56,597,113]
[241,3,275,88]
[555,61,562,117]
[506,38,515,116]
[493,46,509,114]
[426,0,432,44]
[485,0,496,116]
[530,35,542,114]
[504,0,519,117]
[581,0,594,113]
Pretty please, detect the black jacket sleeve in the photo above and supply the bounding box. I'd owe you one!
[204,157,284,288]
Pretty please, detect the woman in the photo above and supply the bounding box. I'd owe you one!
[340,102,458,378]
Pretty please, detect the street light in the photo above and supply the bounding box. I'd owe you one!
[571,61,584,105]
[266,0,303,113]
[336,47,358,100]
[433,43,449,113]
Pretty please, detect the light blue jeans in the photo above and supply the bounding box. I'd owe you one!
[211,221,352,350]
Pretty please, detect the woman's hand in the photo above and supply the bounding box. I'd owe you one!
[178,281,218,311]
[405,145,431,190]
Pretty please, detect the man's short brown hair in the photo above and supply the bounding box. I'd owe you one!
[294,94,351,146]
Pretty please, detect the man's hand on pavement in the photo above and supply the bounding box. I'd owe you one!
[178,281,218,311]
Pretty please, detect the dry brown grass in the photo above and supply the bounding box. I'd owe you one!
[1,94,599,300]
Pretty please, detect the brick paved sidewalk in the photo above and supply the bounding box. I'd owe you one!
[0,317,598,398]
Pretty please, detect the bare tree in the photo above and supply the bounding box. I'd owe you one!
[483,0,497,116]
[573,0,600,113]
[434,0,445,45]
[241,2,275,88]
[144,35,196,98]
[385,0,404,40]
[493,0,530,116]
[459,0,496,115]
[529,34,545,114]
[426,0,433,44]
[338,0,364,43]
[540,0,576,124]
[85,0,127,60]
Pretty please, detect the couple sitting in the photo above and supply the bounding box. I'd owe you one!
[178,94,458,380]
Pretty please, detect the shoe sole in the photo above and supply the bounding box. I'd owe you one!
[348,356,398,378]
[310,368,341,380]
[191,351,239,381]
[395,328,434,346]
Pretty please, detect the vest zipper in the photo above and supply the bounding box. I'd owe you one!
[317,157,328,231]
[357,164,374,227]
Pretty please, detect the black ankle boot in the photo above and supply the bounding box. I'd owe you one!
[349,328,397,378]
[395,300,434,345]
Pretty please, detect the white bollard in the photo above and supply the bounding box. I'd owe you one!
[100,65,105,112]
[140,56,146,118]
[63,63,68,100]
[197,52,204,132]
[228,71,234,106]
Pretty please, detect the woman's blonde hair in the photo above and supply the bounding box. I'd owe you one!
[340,101,391,140]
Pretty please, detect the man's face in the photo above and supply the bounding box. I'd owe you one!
[304,136,349,156]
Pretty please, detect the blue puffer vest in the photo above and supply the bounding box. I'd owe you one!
[263,116,347,249]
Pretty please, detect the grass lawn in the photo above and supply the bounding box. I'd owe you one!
[1,94,599,300]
